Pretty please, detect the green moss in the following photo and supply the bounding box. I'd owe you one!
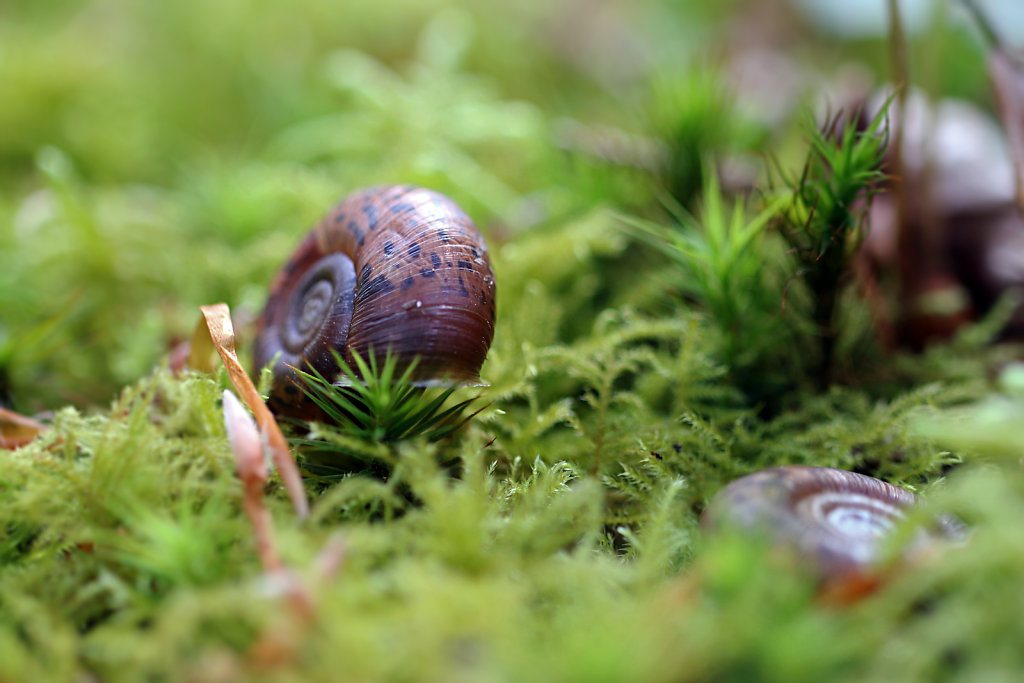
[2,0,1023,679]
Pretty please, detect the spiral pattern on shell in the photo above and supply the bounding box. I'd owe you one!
[701,466,922,579]
[253,185,496,418]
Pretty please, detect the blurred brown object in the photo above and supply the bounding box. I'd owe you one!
[947,201,1024,338]
[857,90,1024,347]
[0,406,44,450]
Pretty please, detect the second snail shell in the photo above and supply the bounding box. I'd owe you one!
[253,185,497,419]
[701,466,940,579]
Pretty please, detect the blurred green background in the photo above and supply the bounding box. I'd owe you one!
[2,0,1012,411]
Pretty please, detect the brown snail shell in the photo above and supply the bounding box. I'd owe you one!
[253,185,496,419]
[701,466,934,580]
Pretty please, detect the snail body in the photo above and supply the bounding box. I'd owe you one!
[702,466,931,580]
[254,185,496,418]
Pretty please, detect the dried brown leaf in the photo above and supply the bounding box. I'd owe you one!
[198,303,309,519]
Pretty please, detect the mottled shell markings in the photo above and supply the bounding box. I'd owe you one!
[253,185,497,419]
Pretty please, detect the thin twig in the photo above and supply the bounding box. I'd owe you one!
[223,389,282,572]
[887,0,915,335]
[958,0,1004,49]
[199,303,309,519]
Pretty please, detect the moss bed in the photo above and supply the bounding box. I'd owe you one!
[2,1,1024,681]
